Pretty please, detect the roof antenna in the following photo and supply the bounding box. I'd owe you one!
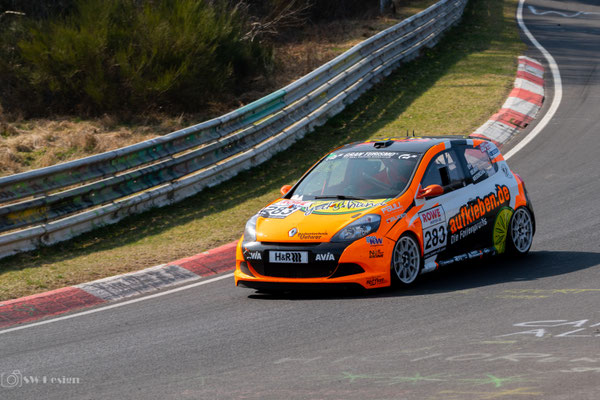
[406,129,409,137]
[412,130,415,137]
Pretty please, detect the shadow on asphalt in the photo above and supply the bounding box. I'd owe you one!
[247,250,600,300]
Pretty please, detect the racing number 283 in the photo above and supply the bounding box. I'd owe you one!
[424,226,446,250]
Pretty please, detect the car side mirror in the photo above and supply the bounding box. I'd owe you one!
[280,184,292,196]
[416,184,444,199]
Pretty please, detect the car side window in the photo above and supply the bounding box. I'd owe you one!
[422,150,467,193]
[463,146,497,184]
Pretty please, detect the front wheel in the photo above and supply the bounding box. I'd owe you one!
[506,207,534,256]
[391,234,422,286]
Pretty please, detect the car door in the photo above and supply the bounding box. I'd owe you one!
[418,148,472,265]
[455,143,513,255]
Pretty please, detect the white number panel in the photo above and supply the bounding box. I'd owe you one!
[419,205,447,257]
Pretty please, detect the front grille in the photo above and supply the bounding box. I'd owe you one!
[243,242,348,279]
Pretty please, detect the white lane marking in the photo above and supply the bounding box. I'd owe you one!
[0,273,234,336]
[528,6,600,18]
[504,0,563,160]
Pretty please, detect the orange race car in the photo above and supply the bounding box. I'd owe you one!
[235,137,535,291]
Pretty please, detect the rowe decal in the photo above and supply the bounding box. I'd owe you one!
[315,253,335,261]
[419,205,446,229]
[366,236,383,246]
[448,185,511,234]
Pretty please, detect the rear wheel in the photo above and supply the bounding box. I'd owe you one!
[391,234,421,285]
[506,207,534,255]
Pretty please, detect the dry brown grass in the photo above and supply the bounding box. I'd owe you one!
[0,116,190,175]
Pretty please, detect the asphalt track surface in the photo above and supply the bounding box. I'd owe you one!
[1,1,600,399]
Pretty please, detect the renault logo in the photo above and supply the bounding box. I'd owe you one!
[288,228,298,237]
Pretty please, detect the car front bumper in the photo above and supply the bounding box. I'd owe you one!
[234,238,393,290]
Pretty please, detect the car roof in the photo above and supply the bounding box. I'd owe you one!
[335,136,469,154]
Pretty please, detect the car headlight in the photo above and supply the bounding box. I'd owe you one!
[330,214,381,243]
[243,214,259,242]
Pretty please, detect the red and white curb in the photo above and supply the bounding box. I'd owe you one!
[470,56,544,146]
[0,242,237,329]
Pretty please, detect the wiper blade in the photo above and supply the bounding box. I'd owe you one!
[313,195,367,200]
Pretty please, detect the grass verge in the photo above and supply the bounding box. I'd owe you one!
[0,0,525,301]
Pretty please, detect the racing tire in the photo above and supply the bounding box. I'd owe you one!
[391,234,422,286]
[506,207,534,256]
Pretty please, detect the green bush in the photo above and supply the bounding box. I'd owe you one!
[2,0,272,116]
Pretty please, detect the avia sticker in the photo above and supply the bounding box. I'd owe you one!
[244,251,262,261]
[419,206,446,229]
[365,236,383,246]
[448,185,511,234]
[369,249,384,258]
[315,252,335,261]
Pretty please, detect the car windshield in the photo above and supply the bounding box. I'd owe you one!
[290,151,421,200]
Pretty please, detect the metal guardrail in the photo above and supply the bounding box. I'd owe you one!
[0,0,468,258]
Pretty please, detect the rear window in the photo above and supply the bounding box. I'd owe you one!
[464,147,497,183]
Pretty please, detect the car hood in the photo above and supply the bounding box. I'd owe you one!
[255,198,388,242]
